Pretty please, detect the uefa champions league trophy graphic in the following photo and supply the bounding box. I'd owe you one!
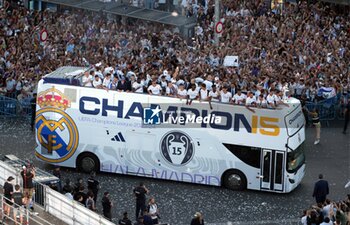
[166,133,190,165]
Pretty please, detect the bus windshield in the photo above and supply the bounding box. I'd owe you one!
[287,143,305,173]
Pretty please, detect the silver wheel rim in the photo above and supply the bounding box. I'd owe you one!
[81,157,95,172]
[227,174,242,188]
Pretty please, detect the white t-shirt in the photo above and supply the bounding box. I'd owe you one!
[319,222,332,225]
[209,90,219,101]
[233,93,246,105]
[148,204,158,220]
[93,78,102,88]
[246,96,256,106]
[82,75,93,87]
[203,80,213,91]
[177,89,187,98]
[300,216,307,225]
[166,85,178,95]
[132,82,143,93]
[102,78,111,87]
[103,67,114,76]
[16,81,23,91]
[256,98,267,108]
[6,79,16,91]
[266,94,277,107]
[220,91,232,103]
[23,84,31,93]
[199,89,208,100]
[148,84,162,95]
[322,204,332,218]
[187,89,198,100]
[95,71,104,79]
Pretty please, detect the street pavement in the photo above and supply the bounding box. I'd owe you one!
[0,118,349,225]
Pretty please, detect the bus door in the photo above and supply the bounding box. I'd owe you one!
[124,131,156,176]
[260,149,284,192]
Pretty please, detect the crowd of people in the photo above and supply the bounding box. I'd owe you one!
[2,164,38,224]
[0,0,349,224]
[302,194,350,225]
[0,0,349,111]
[52,167,163,225]
[2,166,170,225]
[300,174,350,225]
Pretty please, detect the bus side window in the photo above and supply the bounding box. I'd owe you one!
[223,144,261,168]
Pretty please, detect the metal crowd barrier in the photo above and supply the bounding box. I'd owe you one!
[0,194,54,225]
[305,96,342,126]
[0,95,32,119]
[0,97,18,117]
[0,160,116,225]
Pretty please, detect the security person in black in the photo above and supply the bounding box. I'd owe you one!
[87,171,100,202]
[101,192,112,220]
[133,182,149,220]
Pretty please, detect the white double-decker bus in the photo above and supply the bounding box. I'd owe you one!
[34,67,305,193]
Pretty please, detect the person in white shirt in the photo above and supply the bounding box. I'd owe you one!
[233,89,247,105]
[295,80,305,98]
[103,65,114,77]
[266,90,277,108]
[203,75,213,91]
[300,210,308,225]
[255,86,262,98]
[177,84,187,99]
[6,76,16,95]
[187,84,198,105]
[220,86,232,103]
[256,94,268,108]
[162,70,171,81]
[82,71,93,87]
[214,77,222,90]
[322,200,333,218]
[209,85,219,102]
[94,67,104,80]
[166,82,178,97]
[148,80,162,95]
[102,73,112,90]
[92,75,103,89]
[160,76,168,93]
[15,76,25,95]
[273,90,289,107]
[319,217,333,225]
[245,92,256,113]
[147,197,159,224]
[199,83,209,101]
[22,81,32,93]
[289,80,297,97]
[245,92,257,107]
[132,78,144,93]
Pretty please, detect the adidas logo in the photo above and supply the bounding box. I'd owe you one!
[111,132,125,142]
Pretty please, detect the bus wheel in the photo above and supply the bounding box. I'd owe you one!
[77,153,100,173]
[223,170,247,191]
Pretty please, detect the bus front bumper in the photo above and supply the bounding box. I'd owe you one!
[285,164,306,193]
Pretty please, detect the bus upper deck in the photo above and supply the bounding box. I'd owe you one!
[40,66,305,143]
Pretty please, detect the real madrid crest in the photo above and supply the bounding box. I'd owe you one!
[35,86,79,163]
